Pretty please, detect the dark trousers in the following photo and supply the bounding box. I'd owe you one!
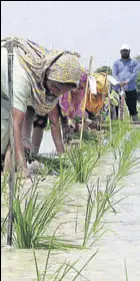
[125,89,138,116]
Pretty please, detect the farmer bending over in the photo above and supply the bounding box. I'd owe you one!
[1,37,81,177]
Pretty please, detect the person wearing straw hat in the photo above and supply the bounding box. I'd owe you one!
[1,37,81,177]
[112,43,140,121]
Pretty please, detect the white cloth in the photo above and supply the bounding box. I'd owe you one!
[1,46,31,113]
[88,75,97,95]
[1,46,32,155]
[107,75,119,86]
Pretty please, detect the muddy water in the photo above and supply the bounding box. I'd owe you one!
[1,131,140,281]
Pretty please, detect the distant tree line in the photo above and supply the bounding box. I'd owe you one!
[95,65,112,75]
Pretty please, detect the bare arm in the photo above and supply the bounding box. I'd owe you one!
[48,105,64,154]
[22,105,35,153]
[13,108,28,175]
[22,106,35,141]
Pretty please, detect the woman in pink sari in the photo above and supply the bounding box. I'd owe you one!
[59,70,108,137]
[59,72,87,121]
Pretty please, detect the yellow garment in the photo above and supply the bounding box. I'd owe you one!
[86,89,105,114]
[93,72,109,95]
[1,37,81,115]
[86,72,108,114]
[59,71,109,118]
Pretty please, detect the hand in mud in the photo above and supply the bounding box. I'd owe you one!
[24,148,34,164]
[62,126,72,144]
[23,139,35,164]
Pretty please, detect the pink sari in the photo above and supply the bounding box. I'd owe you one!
[59,73,88,119]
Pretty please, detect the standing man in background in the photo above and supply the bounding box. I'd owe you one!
[112,44,140,121]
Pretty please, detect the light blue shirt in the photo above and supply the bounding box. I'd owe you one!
[112,58,140,91]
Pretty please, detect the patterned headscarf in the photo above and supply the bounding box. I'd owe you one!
[1,37,81,115]
[48,53,81,85]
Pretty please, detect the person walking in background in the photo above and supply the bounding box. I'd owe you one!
[112,44,140,121]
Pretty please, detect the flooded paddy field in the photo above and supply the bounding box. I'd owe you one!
[1,129,140,281]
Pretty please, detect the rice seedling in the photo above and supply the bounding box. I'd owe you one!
[66,143,100,183]
[111,129,140,184]
[33,229,98,281]
[82,179,113,247]
[64,121,128,184]
[51,250,97,281]
[33,227,80,280]
[82,176,128,247]
[12,171,76,249]
[2,171,29,202]
[71,130,98,145]
[1,172,25,240]
[124,259,129,281]
[1,172,9,201]
[35,153,69,177]
[1,215,8,237]
[33,228,58,281]
[33,250,97,281]
[105,119,131,155]
[64,119,132,186]
[82,127,140,247]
